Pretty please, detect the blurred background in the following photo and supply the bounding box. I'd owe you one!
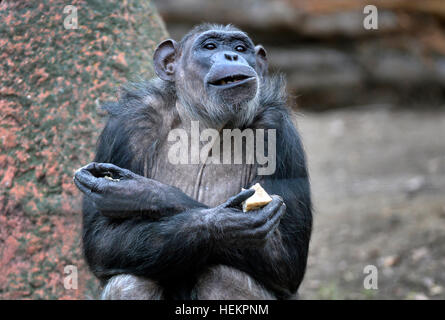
[1,0,444,299]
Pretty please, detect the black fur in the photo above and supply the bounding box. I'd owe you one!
[82,73,312,299]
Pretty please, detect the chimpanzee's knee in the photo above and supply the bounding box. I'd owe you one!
[101,274,163,300]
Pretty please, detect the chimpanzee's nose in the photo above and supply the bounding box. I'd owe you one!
[224,52,238,61]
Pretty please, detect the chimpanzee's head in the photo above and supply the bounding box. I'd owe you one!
[154,24,268,128]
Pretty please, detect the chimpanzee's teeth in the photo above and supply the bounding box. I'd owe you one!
[214,76,246,85]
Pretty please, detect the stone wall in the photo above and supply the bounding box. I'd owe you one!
[0,0,167,299]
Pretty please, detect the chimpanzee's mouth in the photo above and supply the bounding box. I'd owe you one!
[209,74,254,87]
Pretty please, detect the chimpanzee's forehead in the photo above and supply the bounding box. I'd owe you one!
[192,30,255,47]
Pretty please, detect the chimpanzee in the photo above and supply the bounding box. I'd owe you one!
[73,24,312,300]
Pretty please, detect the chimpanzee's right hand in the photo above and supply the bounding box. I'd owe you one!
[73,162,168,217]
[201,189,286,248]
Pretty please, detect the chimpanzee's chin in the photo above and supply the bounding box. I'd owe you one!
[227,95,253,106]
[210,82,257,105]
[225,92,256,106]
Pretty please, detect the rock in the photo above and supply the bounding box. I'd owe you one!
[404,176,427,196]
[430,285,443,296]
[0,0,167,300]
[413,293,429,300]
[380,255,400,268]
[411,247,429,262]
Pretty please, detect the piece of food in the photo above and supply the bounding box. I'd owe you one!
[242,183,273,212]
[104,175,120,182]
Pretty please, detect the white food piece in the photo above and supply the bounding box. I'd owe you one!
[242,183,273,212]
[104,175,120,182]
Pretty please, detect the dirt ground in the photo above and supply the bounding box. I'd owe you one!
[295,106,445,300]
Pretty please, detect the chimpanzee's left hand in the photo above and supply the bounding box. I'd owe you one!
[73,162,168,217]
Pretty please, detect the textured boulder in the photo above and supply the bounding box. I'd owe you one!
[0,0,167,299]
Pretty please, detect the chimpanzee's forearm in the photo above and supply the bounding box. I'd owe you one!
[99,181,209,219]
[209,179,312,299]
[83,187,287,285]
[210,223,308,299]
[142,182,209,214]
[82,197,212,281]
[74,162,209,219]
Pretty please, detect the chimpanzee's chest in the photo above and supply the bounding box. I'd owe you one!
[149,143,256,207]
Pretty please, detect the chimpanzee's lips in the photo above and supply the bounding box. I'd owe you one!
[209,74,254,87]
[207,64,257,89]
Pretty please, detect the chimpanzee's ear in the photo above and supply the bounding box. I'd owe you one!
[154,39,178,82]
[255,45,268,78]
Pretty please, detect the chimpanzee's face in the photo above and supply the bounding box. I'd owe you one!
[181,30,261,105]
[153,28,268,127]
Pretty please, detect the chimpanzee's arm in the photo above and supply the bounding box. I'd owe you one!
[82,187,285,281]
[211,177,311,299]
[82,196,212,281]
[75,162,207,219]
[73,111,210,219]
[79,113,216,279]
[209,113,312,299]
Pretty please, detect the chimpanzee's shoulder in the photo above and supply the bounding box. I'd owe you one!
[94,79,175,170]
[253,74,293,129]
[100,78,175,120]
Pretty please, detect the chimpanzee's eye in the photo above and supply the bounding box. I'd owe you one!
[235,45,246,52]
[204,43,217,50]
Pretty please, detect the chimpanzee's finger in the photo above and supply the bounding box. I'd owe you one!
[79,162,98,172]
[240,202,285,241]
[249,195,283,225]
[73,176,92,196]
[94,163,135,178]
[259,202,285,232]
[264,207,285,239]
[224,189,255,208]
[74,162,111,178]
[74,166,98,189]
